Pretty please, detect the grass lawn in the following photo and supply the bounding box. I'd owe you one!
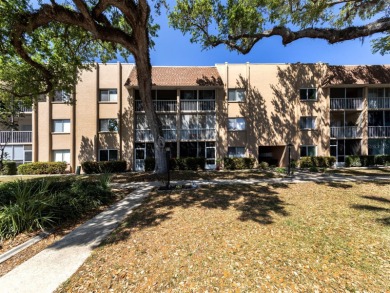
[58,181,390,292]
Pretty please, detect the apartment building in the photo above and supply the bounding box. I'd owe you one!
[1,62,389,171]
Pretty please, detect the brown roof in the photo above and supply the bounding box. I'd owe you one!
[325,65,390,85]
[126,66,223,87]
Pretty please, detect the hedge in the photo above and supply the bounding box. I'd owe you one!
[0,161,17,175]
[223,157,256,170]
[298,156,336,168]
[144,157,206,171]
[17,162,67,175]
[345,155,390,167]
[81,160,127,174]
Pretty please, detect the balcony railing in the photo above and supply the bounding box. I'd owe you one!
[180,100,215,111]
[0,131,32,143]
[368,126,390,137]
[368,97,390,109]
[135,129,177,142]
[135,100,177,112]
[330,98,363,110]
[180,129,216,140]
[330,126,361,138]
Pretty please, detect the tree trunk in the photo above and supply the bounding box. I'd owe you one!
[132,6,167,174]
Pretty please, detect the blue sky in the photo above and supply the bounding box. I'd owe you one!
[144,12,390,66]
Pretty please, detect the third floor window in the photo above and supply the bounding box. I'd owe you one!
[52,119,70,133]
[99,119,118,132]
[300,88,317,101]
[228,89,245,102]
[300,117,316,130]
[228,118,246,131]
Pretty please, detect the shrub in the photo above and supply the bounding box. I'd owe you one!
[259,161,269,170]
[375,155,390,166]
[185,157,206,171]
[274,167,286,173]
[345,156,362,167]
[17,162,67,175]
[143,157,206,171]
[298,156,335,168]
[359,156,376,167]
[223,157,256,170]
[309,166,319,172]
[1,161,17,175]
[81,161,127,174]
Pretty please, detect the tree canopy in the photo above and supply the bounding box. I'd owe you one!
[169,0,390,55]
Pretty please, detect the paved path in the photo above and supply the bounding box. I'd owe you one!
[0,185,153,293]
[0,173,389,293]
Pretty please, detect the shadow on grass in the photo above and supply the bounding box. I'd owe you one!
[104,184,290,245]
[315,181,354,189]
[351,196,390,226]
[327,168,390,176]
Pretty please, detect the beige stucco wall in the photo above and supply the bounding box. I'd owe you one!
[37,96,50,162]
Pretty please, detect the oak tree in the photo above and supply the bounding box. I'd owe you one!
[0,0,168,173]
[169,0,390,55]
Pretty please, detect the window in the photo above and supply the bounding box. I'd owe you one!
[53,90,71,102]
[228,89,245,102]
[299,117,316,130]
[99,119,118,132]
[53,150,70,163]
[228,118,246,131]
[99,89,117,102]
[52,119,70,133]
[99,149,118,161]
[300,146,316,157]
[300,88,317,101]
[228,147,245,158]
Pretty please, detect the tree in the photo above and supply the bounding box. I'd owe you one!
[169,0,390,55]
[0,0,168,173]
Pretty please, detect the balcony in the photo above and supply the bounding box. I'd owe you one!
[368,97,390,109]
[180,100,215,112]
[135,129,177,142]
[330,98,363,110]
[330,126,361,138]
[0,131,32,144]
[180,129,216,140]
[135,100,177,112]
[368,126,390,138]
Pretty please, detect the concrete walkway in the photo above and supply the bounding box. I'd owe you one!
[0,173,389,293]
[0,185,153,293]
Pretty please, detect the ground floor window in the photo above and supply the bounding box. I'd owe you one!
[2,145,32,163]
[99,149,118,161]
[300,146,316,157]
[228,147,245,158]
[53,150,71,163]
[368,139,390,155]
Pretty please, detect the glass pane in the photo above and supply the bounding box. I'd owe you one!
[100,120,108,131]
[236,90,245,102]
[300,147,307,157]
[100,90,109,101]
[135,149,145,160]
[308,89,316,100]
[299,89,307,100]
[236,118,245,130]
[109,89,117,102]
[206,148,215,159]
[307,146,316,156]
[109,150,118,161]
[180,90,196,100]
[368,139,383,155]
[228,119,235,130]
[24,151,32,162]
[21,125,32,131]
[54,151,63,162]
[228,90,236,101]
[12,146,23,160]
[3,146,12,159]
[53,120,62,132]
[63,120,71,132]
[99,150,108,161]
[63,151,71,163]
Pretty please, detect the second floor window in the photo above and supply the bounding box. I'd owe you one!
[300,117,316,130]
[228,118,246,131]
[52,119,70,133]
[99,119,118,132]
[300,88,317,101]
[100,89,117,102]
[228,147,245,158]
[228,89,245,102]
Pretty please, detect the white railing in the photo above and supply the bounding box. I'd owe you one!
[0,131,32,143]
[330,98,363,110]
[180,129,216,140]
[135,129,177,141]
[330,126,361,138]
[19,105,33,113]
[180,100,215,111]
[135,100,177,112]
[368,126,390,137]
[368,97,390,109]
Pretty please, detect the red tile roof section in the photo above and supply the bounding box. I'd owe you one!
[126,66,223,87]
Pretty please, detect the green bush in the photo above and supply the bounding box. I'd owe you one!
[298,156,335,168]
[359,156,376,167]
[0,176,113,240]
[185,157,206,171]
[143,157,205,171]
[81,161,127,174]
[259,161,269,170]
[274,167,286,173]
[1,161,17,175]
[17,162,67,175]
[375,155,390,166]
[345,156,362,167]
[223,157,256,170]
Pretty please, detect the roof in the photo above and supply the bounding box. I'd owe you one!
[326,65,390,85]
[126,66,223,87]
